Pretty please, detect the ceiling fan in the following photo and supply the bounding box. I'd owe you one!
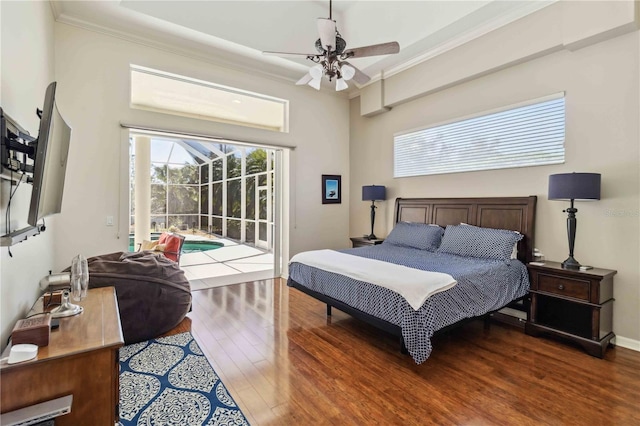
[263,0,400,91]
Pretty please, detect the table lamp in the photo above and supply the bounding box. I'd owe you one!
[548,172,601,269]
[362,185,386,240]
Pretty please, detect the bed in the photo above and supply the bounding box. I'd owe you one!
[288,196,537,364]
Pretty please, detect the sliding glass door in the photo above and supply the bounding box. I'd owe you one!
[129,134,278,255]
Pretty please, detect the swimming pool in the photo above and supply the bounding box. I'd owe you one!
[181,240,225,253]
[128,235,224,253]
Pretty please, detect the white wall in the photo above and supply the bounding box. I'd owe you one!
[349,31,640,344]
[53,24,350,271]
[0,1,57,350]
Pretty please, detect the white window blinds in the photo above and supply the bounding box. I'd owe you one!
[394,94,565,178]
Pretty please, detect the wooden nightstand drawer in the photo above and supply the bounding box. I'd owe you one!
[537,274,590,301]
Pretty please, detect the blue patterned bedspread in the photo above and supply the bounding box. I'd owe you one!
[288,245,529,364]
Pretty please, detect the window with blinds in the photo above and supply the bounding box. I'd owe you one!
[394,94,565,178]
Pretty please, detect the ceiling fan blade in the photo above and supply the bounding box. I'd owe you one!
[342,62,371,85]
[263,51,318,58]
[296,73,313,86]
[345,41,400,58]
[317,18,336,51]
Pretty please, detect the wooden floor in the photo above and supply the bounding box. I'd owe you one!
[174,278,640,425]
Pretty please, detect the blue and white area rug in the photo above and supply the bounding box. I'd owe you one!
[119,332,250,425]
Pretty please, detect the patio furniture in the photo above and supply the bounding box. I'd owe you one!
[138,232,186,264]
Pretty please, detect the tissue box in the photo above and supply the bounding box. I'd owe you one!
[11,314,51,347]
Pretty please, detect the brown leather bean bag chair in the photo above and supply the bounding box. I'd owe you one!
[79,251,191,344]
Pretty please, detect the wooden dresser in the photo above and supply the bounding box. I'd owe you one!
[0,287,124,425]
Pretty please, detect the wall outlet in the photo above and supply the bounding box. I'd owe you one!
[106,216,114,226]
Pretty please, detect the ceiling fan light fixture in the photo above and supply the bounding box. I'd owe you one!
[262,0,399,92]
[308,77,322,90]
[309,64,324,80]
[340,64,355,81]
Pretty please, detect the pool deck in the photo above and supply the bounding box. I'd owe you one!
[179,236,274,290]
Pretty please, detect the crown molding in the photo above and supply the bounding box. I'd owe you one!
[54,13,355,98]
[49,0,62,20]
[384,1,556,79]
[347,0,555,95]
[54,13,314,89]
[52,1,555,100]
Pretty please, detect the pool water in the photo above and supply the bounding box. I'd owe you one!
[128,235,224,253]
[181,240,225,253]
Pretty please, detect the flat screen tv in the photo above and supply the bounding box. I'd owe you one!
[27,82,71,227]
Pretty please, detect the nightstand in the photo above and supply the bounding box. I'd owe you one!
[350,237,385,248]
[525,261,616,358]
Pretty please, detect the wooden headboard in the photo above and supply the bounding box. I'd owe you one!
[394,196,537,263]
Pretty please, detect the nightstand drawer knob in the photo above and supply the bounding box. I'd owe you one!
[558,284,565,290]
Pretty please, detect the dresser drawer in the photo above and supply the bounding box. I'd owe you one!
[537,274,590,301]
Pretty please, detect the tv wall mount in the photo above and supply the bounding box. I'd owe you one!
[0,107,44,247]
[1,107,38,178]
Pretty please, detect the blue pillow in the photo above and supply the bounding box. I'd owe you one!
[437,224,523,260]
[383,222,444,251]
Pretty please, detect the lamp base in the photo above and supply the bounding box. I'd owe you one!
[561,256,581,270]
[366,234,378,240]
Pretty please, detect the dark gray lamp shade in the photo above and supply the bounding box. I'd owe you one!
[548,172,601,270]
[362,185,386,201]
[548,173,601,200]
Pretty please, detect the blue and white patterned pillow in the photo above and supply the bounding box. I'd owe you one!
[437,224,523,260]
[383,222,444,251]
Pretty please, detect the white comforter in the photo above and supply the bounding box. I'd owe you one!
[289,249,457,310]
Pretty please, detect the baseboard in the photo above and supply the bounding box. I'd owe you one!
[613,335,640,352]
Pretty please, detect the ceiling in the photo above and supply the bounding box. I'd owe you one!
[52,1,554,92]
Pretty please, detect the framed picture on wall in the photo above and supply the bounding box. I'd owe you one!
[322,175,341,204]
